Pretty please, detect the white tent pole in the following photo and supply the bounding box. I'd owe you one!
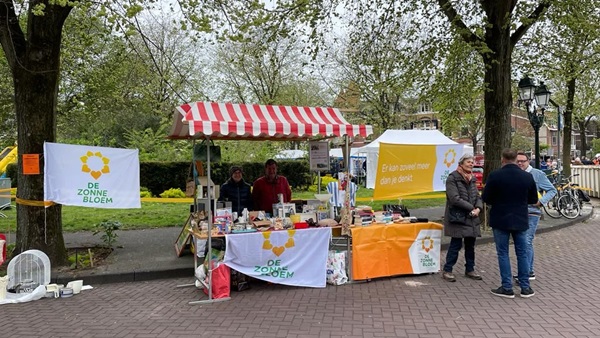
[345,136,350,176]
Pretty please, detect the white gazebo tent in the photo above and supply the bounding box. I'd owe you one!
[358,130,458,189]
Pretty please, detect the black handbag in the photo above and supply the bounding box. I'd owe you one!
[448,207,468,224]
[577,189,591,202]
[194,139,222,162]
[382,204,410,217]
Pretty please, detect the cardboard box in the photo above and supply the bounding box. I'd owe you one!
[253,220,271,227]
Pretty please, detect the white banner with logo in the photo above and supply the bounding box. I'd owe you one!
[408,229,442,274]
[44,142,141,208]
[224,228,331,288]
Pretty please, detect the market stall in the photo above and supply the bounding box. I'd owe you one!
[169,101,373,303]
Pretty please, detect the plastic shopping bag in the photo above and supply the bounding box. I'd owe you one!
[203,263,231,299]
[326,250,348,285]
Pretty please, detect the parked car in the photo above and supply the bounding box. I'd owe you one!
[474,154,484,167]
[473,166,484,190]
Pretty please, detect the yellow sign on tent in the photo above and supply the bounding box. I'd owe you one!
[373,143,463,200]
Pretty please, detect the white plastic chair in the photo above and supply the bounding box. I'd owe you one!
[326,181,358,208]
[0,202,9,218]
[7,249,51,291]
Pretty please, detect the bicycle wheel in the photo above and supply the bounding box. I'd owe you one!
[558,194,581,219]
[543,195,562,219]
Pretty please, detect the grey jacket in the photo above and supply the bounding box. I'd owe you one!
[443,170,483,238]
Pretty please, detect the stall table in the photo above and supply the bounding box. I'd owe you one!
[350,222,443,280]
[191,227,332,288]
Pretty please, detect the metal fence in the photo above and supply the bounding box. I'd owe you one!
[571,165,600,198]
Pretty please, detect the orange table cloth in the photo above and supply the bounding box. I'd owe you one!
[351,222,443,280]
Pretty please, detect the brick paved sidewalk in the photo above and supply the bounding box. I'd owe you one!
[2,205,599,337]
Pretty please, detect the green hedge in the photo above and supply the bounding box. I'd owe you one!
[5,162,17,187]
[140,160,312,196]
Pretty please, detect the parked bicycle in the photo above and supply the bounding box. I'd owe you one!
[542,173,584,219]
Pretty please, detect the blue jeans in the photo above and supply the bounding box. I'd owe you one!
[492,228,530,290]
[525,214,540,274]
[443,237,476,273]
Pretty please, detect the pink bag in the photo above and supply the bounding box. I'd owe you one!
[0,234,6,266]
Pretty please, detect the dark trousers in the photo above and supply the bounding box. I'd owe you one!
[443,237,476,273]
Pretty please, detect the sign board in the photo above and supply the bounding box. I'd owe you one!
[174,214,193,257]
[22,154,40,175]
[373,143,463,200]
[309,141,329,172]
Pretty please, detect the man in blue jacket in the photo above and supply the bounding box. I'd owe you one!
[482,149,539,298]
[219,166,252,216]
[516,152,557,281]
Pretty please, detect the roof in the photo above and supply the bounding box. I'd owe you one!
[358,129,457,152]
[274,149,307,159]
[329,147,365,158]
[168,102,373,141]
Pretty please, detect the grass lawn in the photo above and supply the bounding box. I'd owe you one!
[0,188,445,232]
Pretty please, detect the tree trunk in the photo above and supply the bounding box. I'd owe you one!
[578,120,588,159]
[0,2,72,265]
[480,19,513,181]
[14,67,67,265]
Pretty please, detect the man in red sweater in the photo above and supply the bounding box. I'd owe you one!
[252,159,292,215]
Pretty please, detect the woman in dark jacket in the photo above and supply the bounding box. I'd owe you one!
[218,166,252,215]
[442,154,484,282]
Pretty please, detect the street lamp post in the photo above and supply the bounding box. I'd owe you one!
[518,76,551,169]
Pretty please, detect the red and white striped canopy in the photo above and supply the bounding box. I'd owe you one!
[168,102,373,140]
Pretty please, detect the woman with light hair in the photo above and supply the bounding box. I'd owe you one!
[441,153,484,282]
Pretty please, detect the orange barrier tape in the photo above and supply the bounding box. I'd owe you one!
[15,197,55,207]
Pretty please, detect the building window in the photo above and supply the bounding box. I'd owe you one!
[419,119,432,130]
[419,103,431,113]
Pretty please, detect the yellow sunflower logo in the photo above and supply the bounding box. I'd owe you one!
[443,149,457,168]
[80,151,110,180]
[262,230,296,257]
[421,236,434,253]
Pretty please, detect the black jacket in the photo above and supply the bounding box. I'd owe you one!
[481,163,538,231]
[219,178,252,215]
[443,170,483,238]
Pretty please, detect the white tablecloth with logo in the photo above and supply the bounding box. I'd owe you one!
[224,227,331,288]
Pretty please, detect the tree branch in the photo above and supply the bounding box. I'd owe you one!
[0,0,26,72]
[510,1,551,47]
[437,0,483,47]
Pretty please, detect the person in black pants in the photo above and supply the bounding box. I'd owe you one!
[218,166,252,216]
[442,154,484,282]
[482,148,538,298]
